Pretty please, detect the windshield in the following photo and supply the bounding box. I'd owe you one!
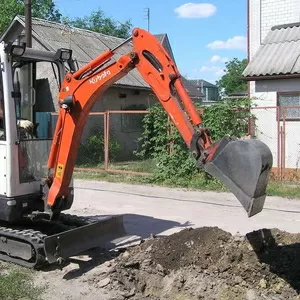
[12,59,60,182]
[13,60,60,140]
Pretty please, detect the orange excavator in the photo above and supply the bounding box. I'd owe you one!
[0,28,272,268]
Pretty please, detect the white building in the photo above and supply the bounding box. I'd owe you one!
[244,0,300,176]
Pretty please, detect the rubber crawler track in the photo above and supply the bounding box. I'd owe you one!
[0,214,96,269]
[0,227,46,268]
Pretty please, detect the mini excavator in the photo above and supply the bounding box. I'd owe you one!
[0,28,273,268]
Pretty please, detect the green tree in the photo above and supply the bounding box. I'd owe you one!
[31,0,61,21]
[0,0,61,34]
[63,8,132,39]
[216,58,248,96]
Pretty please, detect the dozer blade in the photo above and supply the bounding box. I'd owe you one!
[203,137,273,217]
[44,215,126,264]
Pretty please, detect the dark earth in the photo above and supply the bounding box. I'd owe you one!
[27,226,300,300]
[96,227,300,299]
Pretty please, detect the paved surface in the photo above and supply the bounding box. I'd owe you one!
[70,179,300,240]
[35,180,300,300]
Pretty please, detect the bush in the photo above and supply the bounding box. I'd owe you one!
[76,128,120,166]
[203,97,253,140]
[136,98,254,183]
[135,104,196,181]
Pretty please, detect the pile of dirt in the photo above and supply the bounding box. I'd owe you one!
[91,227,300,300]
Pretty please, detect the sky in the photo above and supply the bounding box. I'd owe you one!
[54,0,247,84]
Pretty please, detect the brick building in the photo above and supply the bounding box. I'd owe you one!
[244,0,300,171]
[248,0,300,59]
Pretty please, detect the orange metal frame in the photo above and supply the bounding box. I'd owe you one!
[46,28,210,208]
[52,111,151,176]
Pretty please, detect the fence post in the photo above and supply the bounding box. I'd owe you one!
[277,107,281,179]
[167,115,174,154]
[282,107,286,180]
[104,111,110,170]
[280,125,284,180]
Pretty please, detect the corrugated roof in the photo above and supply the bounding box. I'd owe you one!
[243,22,300,77]
[154,33,176,62]
[15,16,149,88]
[181,77,204,98]
[155,34,166,44]
[188,79,217,88]
[1,16,199,97]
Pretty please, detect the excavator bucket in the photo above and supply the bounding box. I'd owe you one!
[203,137,273,217]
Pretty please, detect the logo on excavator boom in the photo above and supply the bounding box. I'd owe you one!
[89,70,111,84]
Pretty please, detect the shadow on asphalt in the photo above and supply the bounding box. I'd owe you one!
[247,229,300,293]
[122,213,193,239]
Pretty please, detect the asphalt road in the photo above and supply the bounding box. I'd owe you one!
[70,179,300,240]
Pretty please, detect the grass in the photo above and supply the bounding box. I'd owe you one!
[0,263,43,300]
[76,159,154,173]
[74,169,149,184]
[267,181,300,198]
[74,160,300,199]
[107,159,154,173]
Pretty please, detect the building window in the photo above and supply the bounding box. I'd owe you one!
[277,92,300,120]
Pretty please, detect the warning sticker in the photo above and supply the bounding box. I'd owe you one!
[56,163,64,179]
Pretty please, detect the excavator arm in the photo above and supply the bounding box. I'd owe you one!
[45,28,273,218]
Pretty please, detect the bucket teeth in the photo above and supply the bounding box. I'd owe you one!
[203,137,273,217]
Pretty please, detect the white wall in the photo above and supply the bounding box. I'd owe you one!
[248,0,261,60]
[248,0,300,169]
[249,0,300,59]
[251,79,300,168]
[248,0,300,98]
[261,0,300,40]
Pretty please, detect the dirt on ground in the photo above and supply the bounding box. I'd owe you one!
[34,226,300,300]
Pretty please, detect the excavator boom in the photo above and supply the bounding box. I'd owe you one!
[46,28,273,220]
[0,27,273,267]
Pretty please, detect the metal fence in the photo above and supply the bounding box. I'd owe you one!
[47,106,300,180]
[251,106,300,181]
[51,110,151,175]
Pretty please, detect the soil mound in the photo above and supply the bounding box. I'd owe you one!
[90,227,300,299]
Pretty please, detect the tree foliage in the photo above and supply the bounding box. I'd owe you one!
[0,0,61,34]
[76,127,120,166]
[63,8,132,39]
[0,2,131,39]
[135,104,196,180]
[31,0,61,21]
[136,99,253,182]
[216,58,248,96]
[202,97,252,140]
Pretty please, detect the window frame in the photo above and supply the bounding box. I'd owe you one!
[277,91,300,121]
[0,69,5,140]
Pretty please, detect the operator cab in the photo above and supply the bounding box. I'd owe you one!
[0,42,73,220]
[11,46,70,183]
